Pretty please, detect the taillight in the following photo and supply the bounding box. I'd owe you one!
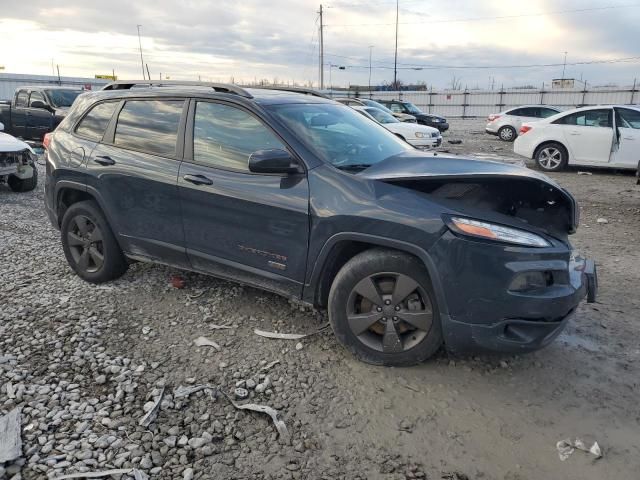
[488,114,500,122]
[519,125,532,135]
[43,133,52,149]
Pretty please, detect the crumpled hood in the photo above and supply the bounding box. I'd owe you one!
[0,132,34,153]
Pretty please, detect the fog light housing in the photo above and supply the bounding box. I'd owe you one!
[509,271,552,292]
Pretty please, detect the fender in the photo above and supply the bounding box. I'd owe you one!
[303,232,449,317]
[53,181,121,236]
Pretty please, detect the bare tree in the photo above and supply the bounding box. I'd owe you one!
[449,74,462,91]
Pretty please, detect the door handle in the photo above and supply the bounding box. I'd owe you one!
[94,155,115,166]
[183,174,213,186]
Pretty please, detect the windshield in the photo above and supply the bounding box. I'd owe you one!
[361,99,397,116]
[365,108,398,124]
[45,89,82,108]
[404,102,422,114]
[268,103,412,170]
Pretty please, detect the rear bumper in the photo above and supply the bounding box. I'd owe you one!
[485,127,498,135]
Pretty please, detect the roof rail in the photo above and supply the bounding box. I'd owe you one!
[101,80,253,98]
[252,86,330,99]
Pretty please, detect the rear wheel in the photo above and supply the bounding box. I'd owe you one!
[328,249,442,366]
[498,125,517,142]
[8,165,38,192]
[535,142,568,171]
[60,200,128,283]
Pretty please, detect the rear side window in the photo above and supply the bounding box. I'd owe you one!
[509,107,537,117]
[554,109,612,128]
[540,107,559,118]
[76,102,118,141]
[16,91,28,107]
[114,100,184,157]
[616,108,640,129]
[193,102,286,172]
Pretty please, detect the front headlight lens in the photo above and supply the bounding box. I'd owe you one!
[415,132,426,138]
[449,217,551,247]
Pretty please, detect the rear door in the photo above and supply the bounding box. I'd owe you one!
[178,99,310,297]
[85,97,189,266]
[26,91,53,141]
[554,108,614,164]
[613,107,640,168]
[508,107,538,130]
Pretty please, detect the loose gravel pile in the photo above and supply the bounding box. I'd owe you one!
[2,126,640,479]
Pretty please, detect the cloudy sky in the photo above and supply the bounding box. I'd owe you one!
[1,0,639,88]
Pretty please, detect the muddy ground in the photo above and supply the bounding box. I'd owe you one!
[1,118,639,480]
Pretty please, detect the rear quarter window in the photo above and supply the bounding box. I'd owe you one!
[114,99,184,157]
[75,102,119,141]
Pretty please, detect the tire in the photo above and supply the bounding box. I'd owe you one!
[328,249,442,366]
[8,165,38,192]
[535,142,568,172]
[498,125,517,142]
[60,200,128,283]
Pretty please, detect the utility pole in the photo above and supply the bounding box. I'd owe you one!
[368,45,374,94]
[137,25,146,80]
[56,65,61,85]
[393,0,399,88]
[561,51,568,81]
[319,5,324,89]
[146,64,151,82]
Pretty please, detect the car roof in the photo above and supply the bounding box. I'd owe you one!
[503,105,562,112]
[17,85,83,90]
[556,104,640,114]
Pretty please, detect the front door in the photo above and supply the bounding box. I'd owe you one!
[557,108,614,164]
[85,98,189,267]
[26,91,53,141]
[613,107,640,168]
[178,100,310,297]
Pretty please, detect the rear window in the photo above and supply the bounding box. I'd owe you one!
[114,100,184,157]
[16,91,28,107]
[76,102,118,141]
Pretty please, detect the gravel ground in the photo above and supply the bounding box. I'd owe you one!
[1,119,639,480]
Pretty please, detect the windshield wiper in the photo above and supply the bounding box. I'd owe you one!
[335,164,372,171]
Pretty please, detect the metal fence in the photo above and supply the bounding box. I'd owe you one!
[337,84,640,118]
[0,73,109,101]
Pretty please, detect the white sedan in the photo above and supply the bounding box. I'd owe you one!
[486,105,562,141]
[514,105,640,172]
[352,106,442,149]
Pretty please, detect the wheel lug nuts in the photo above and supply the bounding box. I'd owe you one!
[395,306,400,311]
[376,307,382,312]
[384,300,391,305]
[393,316,398,321]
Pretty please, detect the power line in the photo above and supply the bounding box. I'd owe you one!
[325,3,640,27]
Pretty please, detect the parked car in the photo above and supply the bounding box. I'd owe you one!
[0,86,83,142]
[334,97,417,123]
[486,105,562,141]
[352,106,441,149]
[375,99,449,131]
[0,123,38,192]
[514,105,640,172]
[45,80,596,366]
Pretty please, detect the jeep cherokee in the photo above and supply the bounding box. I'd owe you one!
[44,80,597,366]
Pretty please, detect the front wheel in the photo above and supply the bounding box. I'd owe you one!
[535,143,568,171]
[60,200,128,283]
[328,249,442,366]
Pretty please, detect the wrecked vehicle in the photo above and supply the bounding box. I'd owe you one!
[44,81,597,366]
[0,123,38,192]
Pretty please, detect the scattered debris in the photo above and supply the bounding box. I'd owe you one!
[254,324,329,340]
[141,326,151,335]
[0,408,21,463]
[54,469,149,479]
[295,342,304,350]
[139,387,165,427]
[193,335,221,351]
[187,289,208,299]
[448,139,463,145]
[225,395,291,445]
[208,324,233,330]
[173,384,217,399]
[577,171,593,175]
[260,360,281,372]
[596,218,609,224]
[171,275,186,289]
[556,438,603,461]
[234,387,249,400]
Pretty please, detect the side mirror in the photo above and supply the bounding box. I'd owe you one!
[248,149,302,175]
[30,100,47,109]
[0,122,4,131]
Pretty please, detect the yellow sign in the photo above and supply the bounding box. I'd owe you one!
[95,74,117,80]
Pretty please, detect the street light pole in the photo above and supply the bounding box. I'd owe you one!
[137,25,146,80]
[393,0,399,88]
[561,51,568,81]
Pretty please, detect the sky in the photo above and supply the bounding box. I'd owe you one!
[1,0,639,89]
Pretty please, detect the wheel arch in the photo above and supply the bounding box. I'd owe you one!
[55,182,119,235]
[305,233,448,317]
[533,139,569,162]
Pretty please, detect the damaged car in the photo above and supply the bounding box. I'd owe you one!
[0,122,38,192]
[44,81,597,366]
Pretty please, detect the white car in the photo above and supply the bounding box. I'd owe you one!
[486,105,562,142]
[352,106,442,149]
[0,122,38,192]
[513,105,640,172]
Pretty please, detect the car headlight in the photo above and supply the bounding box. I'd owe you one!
[415,132,427,138]
[431,118,441,123]
[448,217,551,247]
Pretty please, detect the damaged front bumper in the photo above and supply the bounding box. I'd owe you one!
[431,231,597,354]
[0,150,36,179]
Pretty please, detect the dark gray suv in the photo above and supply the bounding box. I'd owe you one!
[44,81,596,366]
